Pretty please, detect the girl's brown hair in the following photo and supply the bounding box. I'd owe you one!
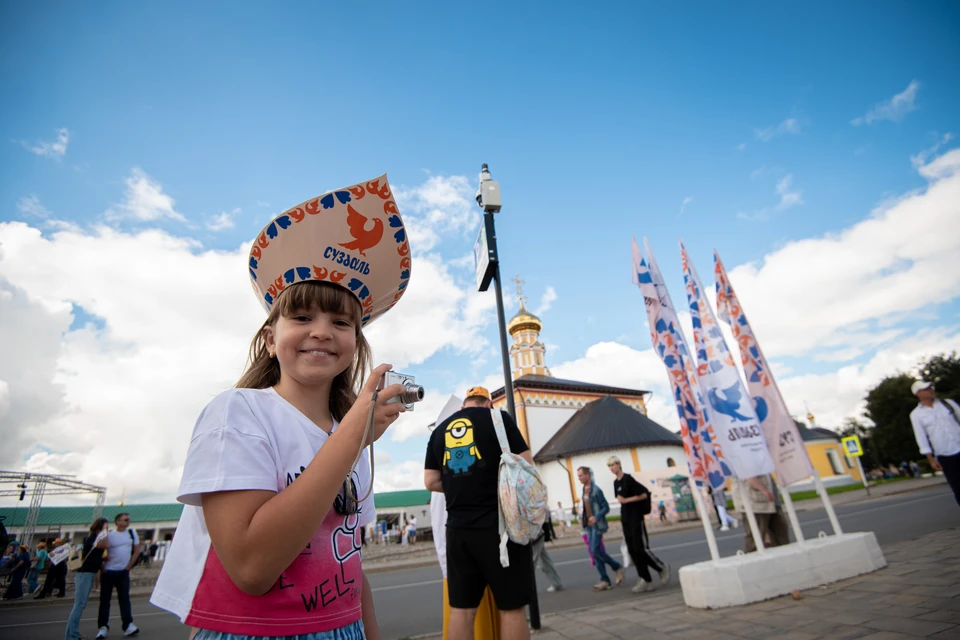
[89,517,109,537]
[236,281,371,422]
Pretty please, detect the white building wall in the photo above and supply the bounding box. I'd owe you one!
[524,405,577,454]
[536,444,686,521]
[535,459,578,516]
[634,445,686,474]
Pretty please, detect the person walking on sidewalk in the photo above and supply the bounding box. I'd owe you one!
[554,501,571,538]
[26,541,48,595]
[96,513,140,638]
[607,456,669,593]
[1,544,30,600]
[35,538,68,599]
[712,487,739,531]
[910,381,960,506]
[578,466,623,591]
[532,517,563,593]
[734,475,789,553]
[64,518,109,640]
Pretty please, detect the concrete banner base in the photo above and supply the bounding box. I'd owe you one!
[679,532,887,609]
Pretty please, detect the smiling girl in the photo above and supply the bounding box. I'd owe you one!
[152,176,412,640]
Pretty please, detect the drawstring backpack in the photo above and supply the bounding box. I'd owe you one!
[492,408,548,567]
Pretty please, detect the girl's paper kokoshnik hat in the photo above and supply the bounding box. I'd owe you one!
[247,174,411,325]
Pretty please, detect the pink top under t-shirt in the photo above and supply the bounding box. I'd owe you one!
[151,388,374,636]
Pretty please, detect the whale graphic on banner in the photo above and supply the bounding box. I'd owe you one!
[714,250,814,485]
[631,238,730,489]
[681,242,774,480]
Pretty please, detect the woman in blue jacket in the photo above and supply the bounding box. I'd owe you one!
[577,466,623,590]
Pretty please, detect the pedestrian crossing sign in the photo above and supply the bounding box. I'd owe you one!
[841,435,863,457]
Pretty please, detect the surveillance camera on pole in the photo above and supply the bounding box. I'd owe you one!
[475,163,502,213]
[471,163,541,630]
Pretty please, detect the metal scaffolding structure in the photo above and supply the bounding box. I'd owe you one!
[0,471,106,544]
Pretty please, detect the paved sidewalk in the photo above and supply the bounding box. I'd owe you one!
[518,527,960,640]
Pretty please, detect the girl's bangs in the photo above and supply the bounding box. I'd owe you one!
[275,281,361,321]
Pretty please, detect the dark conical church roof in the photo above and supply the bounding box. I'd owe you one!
[533,396,681,462]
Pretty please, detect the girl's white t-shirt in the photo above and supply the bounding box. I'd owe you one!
[150,387,374,636]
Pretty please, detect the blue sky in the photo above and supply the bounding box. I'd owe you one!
[2,2,959,501]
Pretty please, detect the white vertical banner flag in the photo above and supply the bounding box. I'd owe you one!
[680,242,775,480]
[633,238,731,488]
[714,251,814,485]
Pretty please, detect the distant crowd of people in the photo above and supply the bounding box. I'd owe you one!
[0,512,172,639]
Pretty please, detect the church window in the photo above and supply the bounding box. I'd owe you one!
[666,457,676,467]
[826,449,843,475]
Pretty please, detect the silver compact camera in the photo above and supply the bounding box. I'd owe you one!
[383,371,425,411]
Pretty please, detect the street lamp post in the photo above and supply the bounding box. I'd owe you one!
[473,163,541,630]
[474,164,517,420]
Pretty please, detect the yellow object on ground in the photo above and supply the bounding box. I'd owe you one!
[441,579,501,639]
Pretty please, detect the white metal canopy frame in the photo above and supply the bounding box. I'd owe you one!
[0,471,107,544]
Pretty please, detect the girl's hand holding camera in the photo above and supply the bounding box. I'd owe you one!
[344,363,407,443]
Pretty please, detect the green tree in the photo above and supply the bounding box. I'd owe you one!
[863,373,917,465]
[917,351,960,403]
[840,418,877,469]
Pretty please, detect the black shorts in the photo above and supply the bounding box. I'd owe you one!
[446,526,532,611]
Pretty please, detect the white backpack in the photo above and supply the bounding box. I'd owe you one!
[492,409,548,567]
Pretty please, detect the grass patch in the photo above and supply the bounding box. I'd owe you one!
[789,475,911,502]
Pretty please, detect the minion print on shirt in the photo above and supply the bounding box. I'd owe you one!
[444,418,482,475]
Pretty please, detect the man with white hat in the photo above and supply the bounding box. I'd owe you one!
[909,380,960,505]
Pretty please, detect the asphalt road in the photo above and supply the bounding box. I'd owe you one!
[1,484,956,640]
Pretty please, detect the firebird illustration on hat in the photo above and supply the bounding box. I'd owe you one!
[247,174,411,325]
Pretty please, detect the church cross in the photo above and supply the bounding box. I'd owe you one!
[514,274,527,309]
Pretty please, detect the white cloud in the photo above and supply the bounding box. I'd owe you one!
[256,201,270,208]
[911,133,953,169]
[0,281,72,468]
[535,286,557,315]
[780,327,960,429]
[0,174,500,501]
[775,174,803,210]
[0,379,10,418]
[23,127,70,159]
[393,176,479,252]
[17,195,52,218]
[551,342,679,432]
[678,196,693,218]
[755,118,801,142]
[107,168,186,222]
[373,459,429,492]
[206,207,241,231]
[722,148,960,358]
[851,80,920,126]
[738,172,803,220]
[917,146,960,180]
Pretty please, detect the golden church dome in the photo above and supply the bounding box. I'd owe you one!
[507,305,542,335]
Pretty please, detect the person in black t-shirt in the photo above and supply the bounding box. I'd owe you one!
[608,456,671,593]
[64,517,109,640]
[424,386,533,640]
